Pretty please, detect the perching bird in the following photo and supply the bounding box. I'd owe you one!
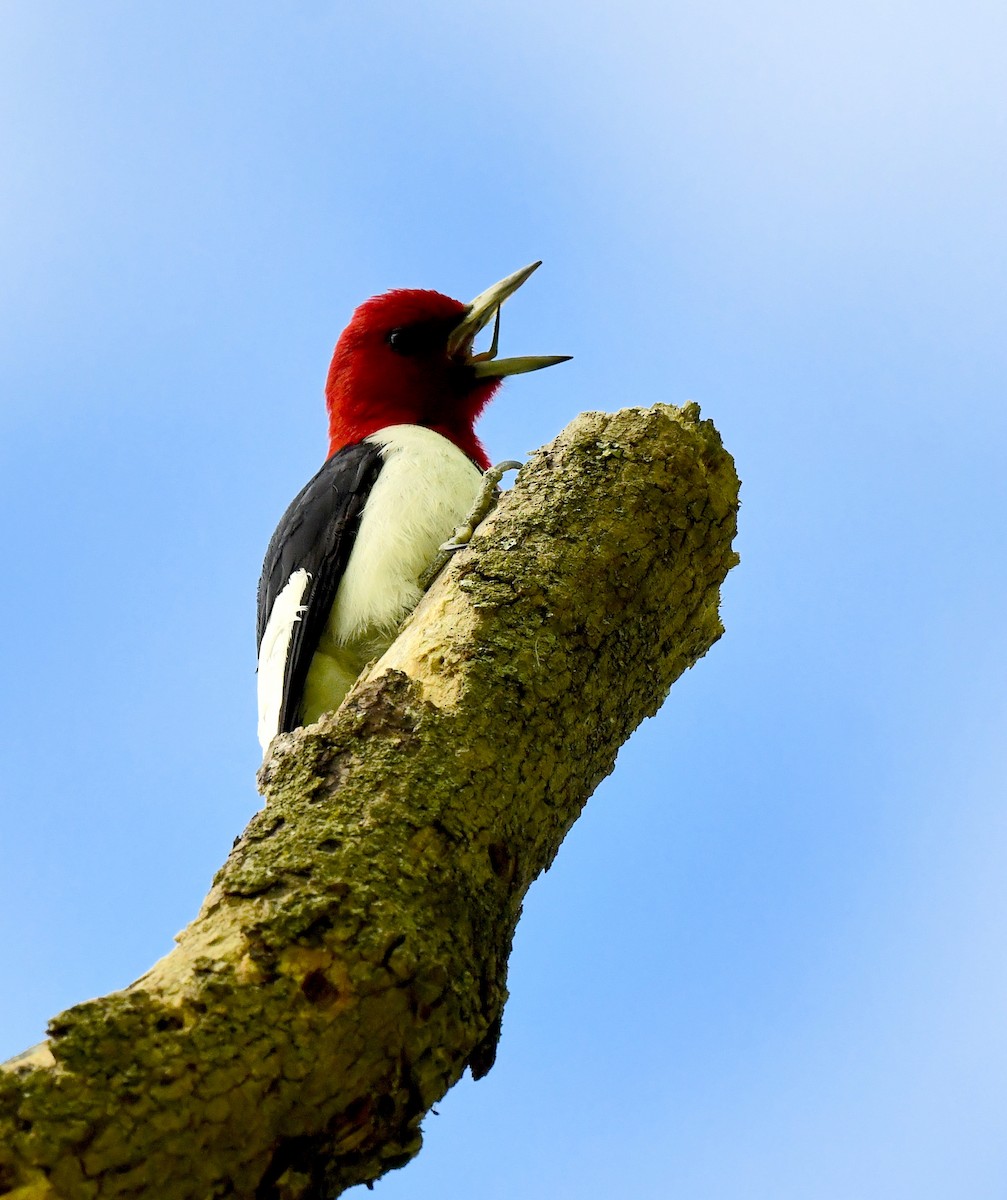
[256,262,569,753]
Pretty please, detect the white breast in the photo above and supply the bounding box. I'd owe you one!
[326,425,483,646]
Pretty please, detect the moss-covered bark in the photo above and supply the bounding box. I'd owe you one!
[0,403,739,1200]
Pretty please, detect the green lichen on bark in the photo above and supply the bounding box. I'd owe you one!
[0,403,739,1200]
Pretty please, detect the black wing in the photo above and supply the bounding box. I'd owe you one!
[257,440,385,735]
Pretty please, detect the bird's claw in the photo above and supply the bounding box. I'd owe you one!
[420,459,523,588]
[446,459,522,549]
[440,525,475,553]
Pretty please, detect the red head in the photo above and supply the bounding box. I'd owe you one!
[324,263,570,472]
[325,289,499,470]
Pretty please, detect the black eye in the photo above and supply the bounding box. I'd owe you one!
[387,327,411,354]
[384,317,458,358]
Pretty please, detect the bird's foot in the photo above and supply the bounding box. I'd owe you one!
[441,460,522,551]
[419,460,522,590]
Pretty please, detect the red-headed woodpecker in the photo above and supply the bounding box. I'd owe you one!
[257,262,569,752]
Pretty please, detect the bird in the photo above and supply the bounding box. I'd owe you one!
[256,261,570,753]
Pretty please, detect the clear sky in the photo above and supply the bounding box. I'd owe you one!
[2,3,1006,1196]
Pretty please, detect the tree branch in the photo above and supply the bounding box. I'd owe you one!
[0,403,740,1200]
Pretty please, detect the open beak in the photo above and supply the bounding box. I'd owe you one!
[447,261,572,378]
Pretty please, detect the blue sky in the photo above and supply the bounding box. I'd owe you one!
[2,2,1006,1196]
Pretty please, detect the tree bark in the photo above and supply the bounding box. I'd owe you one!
[0,403,740,1200]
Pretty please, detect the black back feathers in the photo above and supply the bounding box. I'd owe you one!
[257,440,384,735]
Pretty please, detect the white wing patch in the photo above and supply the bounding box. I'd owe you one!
[257,568,311,750]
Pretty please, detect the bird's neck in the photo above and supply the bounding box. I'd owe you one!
[327,408,489,471]
[325,367,498,471]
